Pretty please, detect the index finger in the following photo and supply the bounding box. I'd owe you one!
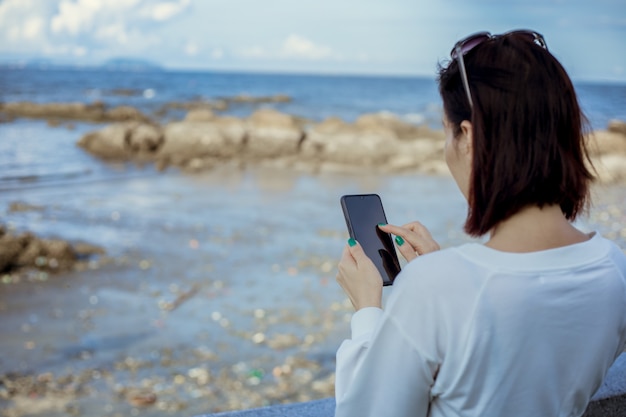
[378,223,409,238]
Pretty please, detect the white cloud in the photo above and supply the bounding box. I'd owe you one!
[73,46,87,56]
[23,17,44,39]
[240,46,268,59]
[280,34,334,60]
[144,0,190,21]
[96,23,129,44]
[51,0,102,35]
[184,40,198,56]
[239,35,338,61]
[211,48,223,59]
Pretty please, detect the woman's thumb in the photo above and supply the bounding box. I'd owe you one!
[347,238,367,263]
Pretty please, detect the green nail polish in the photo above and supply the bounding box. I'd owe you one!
[378,223,387,227]
[395,236,405,246]
[348,238,357,247]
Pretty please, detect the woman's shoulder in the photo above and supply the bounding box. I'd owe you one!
[393,244,485,289]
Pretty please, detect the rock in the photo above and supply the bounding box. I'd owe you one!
[301,116,398,165]
[0,101,149,123]
[105,106,150,122]
[588,130,626,156]
[593,155,626,183]
[108,88,143,97]
[1,101,101,120]
[78,123,135,160]
[41,239,75,260]
[185,109,215,122]
[127,124,163,155]
[385,140,444,171]
[0,228,102,273]
[78,123,163,159]
[159,121,242,161]
[225,94,291,104]
[0,234,24,272]
[245,109,304,158]
[15,239,43,267]
[608,120,626,136]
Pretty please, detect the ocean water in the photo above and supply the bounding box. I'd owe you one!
[1,69,626,415]
[1,68,625,190]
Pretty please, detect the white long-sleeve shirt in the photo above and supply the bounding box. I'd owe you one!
[335,233,626,417]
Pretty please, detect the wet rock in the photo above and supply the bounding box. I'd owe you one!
[588,130,626,156]
[0,234,24,272]
[0,101,150,123]
[8,201,44,213]
[159,120,244,161]
[184,108,215,122]
[608,119,626,136]
[354,112,443,141]
[224,94,291,104]
[105,105,148,122]
[127,123,163,155]
[301,116,397,165]
[0,228,103,274]
[78,123,134,159]
[108,88,143,97]
[594,155,626,184]
[78,122,163,160]
[245,109,304,158]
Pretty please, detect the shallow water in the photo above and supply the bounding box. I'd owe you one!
[1,148,625,415]
[1,107,625,415]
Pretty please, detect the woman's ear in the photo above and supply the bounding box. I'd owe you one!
[459,120,473,157]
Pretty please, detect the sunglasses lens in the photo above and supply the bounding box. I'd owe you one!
[451,33,490,58]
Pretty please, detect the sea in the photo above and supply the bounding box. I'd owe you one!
[1,68,626,415]
[1,67,626,189]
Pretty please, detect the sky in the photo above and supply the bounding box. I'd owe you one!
[0,0,625,82]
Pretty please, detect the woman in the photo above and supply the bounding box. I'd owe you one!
[335,30,626,417]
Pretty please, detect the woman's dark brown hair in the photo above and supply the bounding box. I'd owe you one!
[438,33,594,237]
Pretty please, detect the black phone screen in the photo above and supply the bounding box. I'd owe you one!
[341,194,401,285]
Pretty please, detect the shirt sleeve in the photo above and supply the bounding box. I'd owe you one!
[334,303,436,417]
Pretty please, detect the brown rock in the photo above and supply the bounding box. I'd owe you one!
[245,109,304,158]
[592,155,626,183]
[15,239,43,267]
[0,234,24,272]
[40,239,76,269]
[105,106,149,122]
[608,119,626,136]
[226,94,291,103]
[302,117,397,165]
[0,101,149,123]
[385,140,444,171]
[127,124,163,154]
[78,123,136,160]
[160,121,241,161]
[184,109,215,122]
[588,130,626,156]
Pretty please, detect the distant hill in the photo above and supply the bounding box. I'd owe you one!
[101,58,163,71]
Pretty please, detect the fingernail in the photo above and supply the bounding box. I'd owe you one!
[378,223,386,227]
[395,236,405,246]
[348,238,357,247]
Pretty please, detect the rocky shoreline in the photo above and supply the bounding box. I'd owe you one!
[2,98,625,182]
[0,222,105,280]
[77,109,448,175]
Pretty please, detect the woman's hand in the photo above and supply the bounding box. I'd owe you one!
[336,239,383,311]
[378,221,440,262]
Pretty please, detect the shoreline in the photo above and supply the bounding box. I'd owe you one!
[1,168,625,416]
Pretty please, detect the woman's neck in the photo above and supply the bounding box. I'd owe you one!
[485,205,591,253]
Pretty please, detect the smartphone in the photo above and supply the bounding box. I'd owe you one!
[340,194,401,285]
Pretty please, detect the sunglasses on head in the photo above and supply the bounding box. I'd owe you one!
[450,30,548,110]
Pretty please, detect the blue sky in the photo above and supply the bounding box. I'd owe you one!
[0,0,624,82]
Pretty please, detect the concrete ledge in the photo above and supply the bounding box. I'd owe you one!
[199,353,626,417]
